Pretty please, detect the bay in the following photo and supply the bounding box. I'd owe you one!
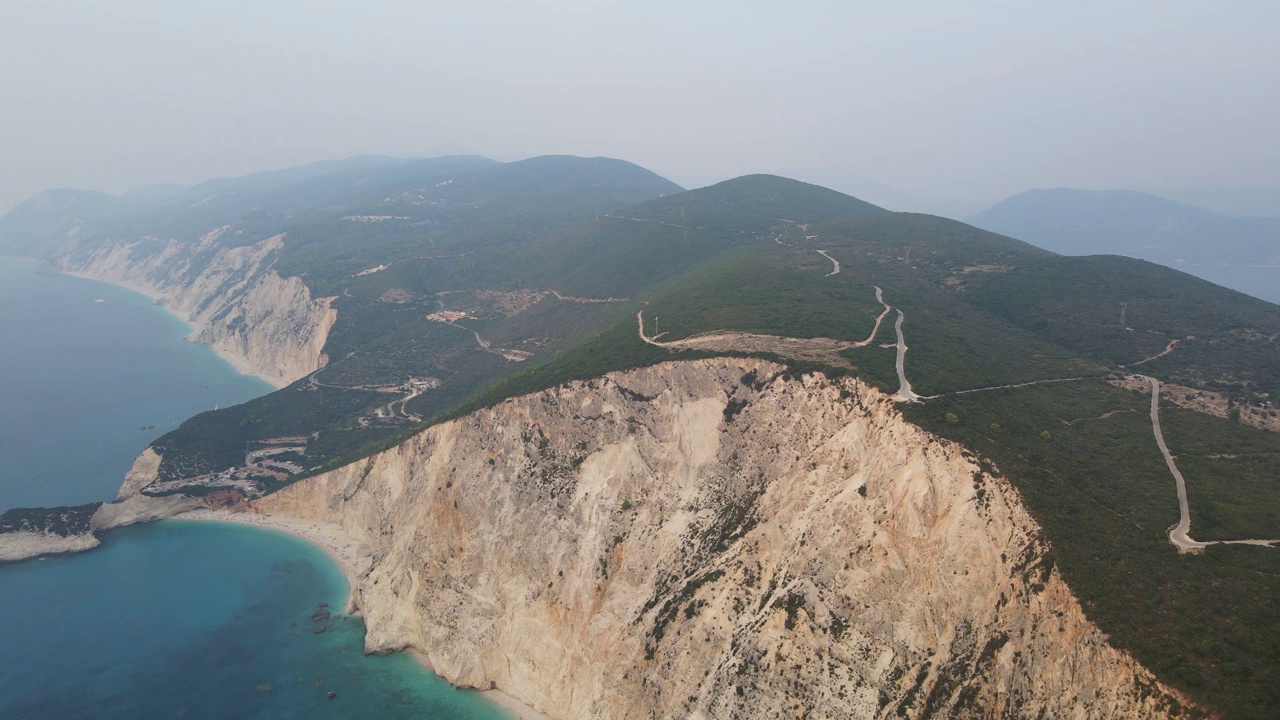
[0,256,506,719]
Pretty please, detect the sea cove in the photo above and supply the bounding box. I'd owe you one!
[0,257,505,719]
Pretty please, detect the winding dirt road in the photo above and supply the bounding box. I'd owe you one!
[891,309,919,402]
[864,287,892,345]
[636,286,894,369]
[1128,337,1187,367]
[1148,376,1203,551]
[1144,375,1280,552]
[816,250,840,276]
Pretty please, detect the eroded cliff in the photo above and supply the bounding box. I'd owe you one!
[0,449,200,562]
[253,358,1190,719]
[53,232,334,387]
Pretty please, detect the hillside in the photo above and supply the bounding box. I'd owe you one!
[3,162,1280,716]
[0,188,129,258]
[970,188,1280,303]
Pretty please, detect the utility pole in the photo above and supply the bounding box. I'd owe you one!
[1120,302,1128,327]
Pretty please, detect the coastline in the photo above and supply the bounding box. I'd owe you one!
[53,266,287,389]
[167,509,371,591]
[6,257,542,716]
[168,509,544,719]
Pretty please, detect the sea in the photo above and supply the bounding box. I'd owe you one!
[0,256,506,719]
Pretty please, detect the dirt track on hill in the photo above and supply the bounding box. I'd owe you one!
[636,286,893,369]
[1144,375,1280,552]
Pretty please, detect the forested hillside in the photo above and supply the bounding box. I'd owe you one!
[4,158,1279,716]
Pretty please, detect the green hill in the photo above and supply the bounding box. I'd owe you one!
[4,162,1280,717]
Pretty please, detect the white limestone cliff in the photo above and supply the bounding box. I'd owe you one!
[91,449,202,531]
[0,450,200,563]
[250,358,1191,719]
[53,233,334,387]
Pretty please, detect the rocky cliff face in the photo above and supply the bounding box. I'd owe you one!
[91,448,202,531]
[52,232,334,387]
[0,449,200,562]
[253,358,1189,719]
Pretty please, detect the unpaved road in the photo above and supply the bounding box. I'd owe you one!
[918,376,1097,400]
[604,214,690,229]
[636,286,893,369]
[816,250,840,276]
[861,287,892,345]
[1145,375,1280,552]
[892,309,919,402]
[637,311,861,367]
[442,321,532,362]
[1128,337,1186,367]
[1148,376,1203,551]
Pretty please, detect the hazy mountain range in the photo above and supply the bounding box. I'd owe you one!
[2,155,1278,718]
[971,187,1280,304]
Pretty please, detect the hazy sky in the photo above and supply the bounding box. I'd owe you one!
[2,0,1277,215]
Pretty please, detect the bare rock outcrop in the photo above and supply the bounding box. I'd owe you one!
[0,531,99,562]
[92,449,202,532]
[254,358,1191,719]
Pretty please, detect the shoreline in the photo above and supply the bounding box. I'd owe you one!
[166,509,370,591]
[407,649,551,720]
[52,266,287,389]
[19,257,542,717]
[168,509,543,719]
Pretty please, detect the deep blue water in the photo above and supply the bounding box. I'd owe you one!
[0,256,270,510]
[0,257,506,719]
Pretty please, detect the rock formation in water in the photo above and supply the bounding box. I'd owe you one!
[0,502,102,562]
[0,528,100,563]
[252,358,1191,719]
[0,450,202,562]
[53,233,335,387]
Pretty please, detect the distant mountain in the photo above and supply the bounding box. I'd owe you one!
[121,184,186,204]
[970,188,1280,303]
[5,159,1280,716]
[1155,185,1280,218]
[0,188,128,258]
[669,167,984,219]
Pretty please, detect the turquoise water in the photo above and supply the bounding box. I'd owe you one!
[0,257,506,719]
[0,522,506,719]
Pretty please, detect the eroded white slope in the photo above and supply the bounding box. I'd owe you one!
[251,358,1189,719]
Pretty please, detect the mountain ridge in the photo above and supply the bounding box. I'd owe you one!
[2,156,1279,717]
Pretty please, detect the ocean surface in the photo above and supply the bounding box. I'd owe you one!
[0,256,506,719]
[0,256,270,510]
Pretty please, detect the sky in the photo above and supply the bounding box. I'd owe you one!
[2,0,1278,217]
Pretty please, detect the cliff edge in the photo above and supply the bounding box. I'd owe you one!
[252,358,1191,719]
[53,233,334,387]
